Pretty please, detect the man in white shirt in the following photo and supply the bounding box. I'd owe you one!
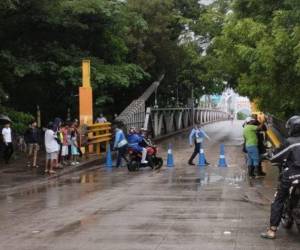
[95,113,107,123]
[44,122,59,174]
[2,122,13,164]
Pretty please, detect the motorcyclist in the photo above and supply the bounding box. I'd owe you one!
[127,127,148,164]
[261,115,300,239]
[139,128,154,147]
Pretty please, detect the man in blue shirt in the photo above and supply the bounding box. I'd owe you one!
[113,123,128,168]
[127,127,148,164]
[188,124,210,165]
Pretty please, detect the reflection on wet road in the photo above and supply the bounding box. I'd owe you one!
[0,121,299,250]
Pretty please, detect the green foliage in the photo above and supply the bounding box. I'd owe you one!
[0,106,34,134]
[206,0,300,118]
[0,0,230,123]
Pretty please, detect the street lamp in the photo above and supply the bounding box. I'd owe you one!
[154,86,158,108]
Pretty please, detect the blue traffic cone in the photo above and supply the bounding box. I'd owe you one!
[198,147,206,167]
[218,144,227,167]
[105,145,113,168]
[167,144,174,167]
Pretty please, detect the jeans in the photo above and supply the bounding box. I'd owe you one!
[246,145,259,167]
[116,145,128,167]
[189,142,201,163]
[3,143,14,163]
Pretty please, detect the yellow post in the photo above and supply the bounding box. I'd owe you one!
[79,60,94,154]
[79,60,93,126]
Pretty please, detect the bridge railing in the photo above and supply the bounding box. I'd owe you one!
[145,107,229,138]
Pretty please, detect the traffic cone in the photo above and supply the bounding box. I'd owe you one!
[198,147,206,167]
[218,144,227,167]
[105,145,113,168]
[167,144,174,167]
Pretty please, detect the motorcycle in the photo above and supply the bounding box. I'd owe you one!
[281,178,300,232]
[277,161,300,232]
[127,142,163,172]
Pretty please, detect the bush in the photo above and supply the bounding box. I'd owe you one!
[0,106,34,135]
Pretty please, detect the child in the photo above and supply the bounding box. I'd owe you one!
[70,127,80,165]
[60,123,69,165]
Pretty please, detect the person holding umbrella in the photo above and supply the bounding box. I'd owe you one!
[2,121,13,164]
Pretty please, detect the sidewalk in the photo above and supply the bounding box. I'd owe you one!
[0,151,105,196]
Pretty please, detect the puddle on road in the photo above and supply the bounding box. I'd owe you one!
[160,167,246,192]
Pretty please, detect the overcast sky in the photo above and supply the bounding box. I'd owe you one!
[200,0,215,5]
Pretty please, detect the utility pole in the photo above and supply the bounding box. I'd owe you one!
[188,86,195,126]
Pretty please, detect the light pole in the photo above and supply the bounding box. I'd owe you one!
[154,86,158,108]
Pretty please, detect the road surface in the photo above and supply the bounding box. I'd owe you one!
[0,121,299,250]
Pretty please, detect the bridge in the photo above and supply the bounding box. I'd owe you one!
[116,76,230,138]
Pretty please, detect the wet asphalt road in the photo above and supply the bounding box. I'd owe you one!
[0,121,299,250]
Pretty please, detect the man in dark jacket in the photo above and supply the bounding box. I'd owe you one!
[261,116,300,239]
[24,120,41,168]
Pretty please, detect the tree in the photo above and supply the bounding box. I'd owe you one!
[205,0,300,118]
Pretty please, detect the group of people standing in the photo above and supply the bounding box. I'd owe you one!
[44,118,81,174]
[1,118,81,175]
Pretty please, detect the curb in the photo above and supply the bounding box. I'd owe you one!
[0,156,107,197]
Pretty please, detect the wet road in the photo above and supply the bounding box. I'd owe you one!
[0,121,299,250]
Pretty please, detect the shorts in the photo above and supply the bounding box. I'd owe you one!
[28,143,39,155]
[61,145,69,156]
[71,145,79,156]
[246,145,260,167]
[46,152,58,160]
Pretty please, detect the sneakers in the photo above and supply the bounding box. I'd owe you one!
[141,160,148,164]
[188,161,195,166]
[261,228,276,239]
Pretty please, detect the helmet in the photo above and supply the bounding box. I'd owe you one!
[286,115,300,136]
[129,127,136,134]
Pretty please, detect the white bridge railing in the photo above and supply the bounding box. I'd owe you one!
[144,107,229,138]
[116,76,230,138]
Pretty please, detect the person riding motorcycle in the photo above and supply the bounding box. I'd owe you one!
[127,127,148,164]
[261,115,300,239]
[139,128,154,147]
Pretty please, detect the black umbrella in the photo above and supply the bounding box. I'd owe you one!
[0,114,12,125]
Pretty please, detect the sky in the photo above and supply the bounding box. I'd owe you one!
[200,0,215,5]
